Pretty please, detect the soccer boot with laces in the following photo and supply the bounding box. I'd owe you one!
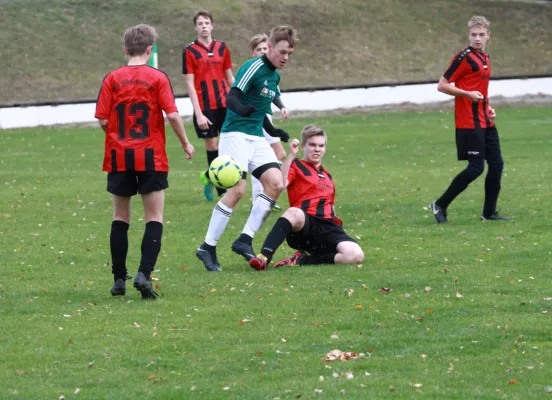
[429,200,448,224]
[200,170,215,201]
[480,211,511,221]
[133,272,158,300]
[249,254,268,271]
[231,238,256,262]
[273,251,306,268]
[196,243,222,272]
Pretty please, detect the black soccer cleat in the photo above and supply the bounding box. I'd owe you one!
[110,277,127,296]
[231,238,256,262]
[196,243,222,272]
[133,272,158,300]
[429,200,448,224]
[480,211,511,222]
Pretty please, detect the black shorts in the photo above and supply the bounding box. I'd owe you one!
[193,108,227,139]
[107,171,168,197]
[456,126,498,160]
[286,211,356,254]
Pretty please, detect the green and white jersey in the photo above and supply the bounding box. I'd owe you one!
[221,55,280,138]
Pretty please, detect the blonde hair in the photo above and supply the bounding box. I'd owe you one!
[468,16,490,32]
[301,124,327,146]
[250,33,269,52]
[123,24,158,57]
[269,25,297,48]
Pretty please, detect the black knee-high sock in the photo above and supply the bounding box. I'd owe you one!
[437,159,484,209]
[205,149,218,180]
[302,252,336,266]
[138,221,163,279]
[483,162,503,218]
[110,220,129,281]
[261,217,293,262]
[206,149,226,196]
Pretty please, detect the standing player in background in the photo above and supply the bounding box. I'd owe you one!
[248,125,364,271]
[249,33,289,211]
[183,9,234,201]
[96,24,195,299]
[196,26,296,272]
[430,16,510,224]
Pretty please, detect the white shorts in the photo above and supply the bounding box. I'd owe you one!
[220,133,279,178]
[263,114,281,145]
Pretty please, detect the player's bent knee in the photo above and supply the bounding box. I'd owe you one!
[282,207,305,228]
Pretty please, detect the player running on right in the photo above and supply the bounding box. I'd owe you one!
[430,16,510,223]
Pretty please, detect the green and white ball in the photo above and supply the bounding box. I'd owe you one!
[209,156,243,189]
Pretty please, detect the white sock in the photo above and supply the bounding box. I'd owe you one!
[242,193,275,238]
[205,201,233,246]
[251,176,263,203]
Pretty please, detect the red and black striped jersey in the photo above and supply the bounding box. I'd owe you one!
[95,65,178,172]
[287,159,342,226]
[182,40,232,111]
[443,46,494,129]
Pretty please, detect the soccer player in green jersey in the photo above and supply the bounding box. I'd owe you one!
[196,26,297,271]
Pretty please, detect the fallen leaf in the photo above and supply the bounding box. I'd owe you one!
[325,349,358,361]
[345,372,354,380]
[378,287,392,294]
[330,334,339,340]
[456,292,464,299]
[314,389,323,394]
[16,370,24,375]
[210,288,217,293]
[424,309,433,315]
[508,379,520,385]
[239,319,250,324]
[355,304,363,310]
[412,383,422,388]
[223,386,230,391]
[74,388,80,394]
[133,322,141,328]
[87,361,94,368]
[420,354,427,359]
[424,286,431,293]
[180,266,188,271]
[404,293,411,298]
[361,284,369,289]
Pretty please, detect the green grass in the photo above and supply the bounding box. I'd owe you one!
[1,107,552,399]
[2,0,552,104]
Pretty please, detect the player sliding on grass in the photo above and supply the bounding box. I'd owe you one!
[95,24,195,299]
[249,125,364,270]
[430,16,510,224]
[196,26,296,272]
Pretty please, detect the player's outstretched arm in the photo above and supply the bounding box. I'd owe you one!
[263,115,289,142]
[226,87,256,117]
[166,112,195,160]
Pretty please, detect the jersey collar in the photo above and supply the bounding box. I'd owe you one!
[262,54,277,71]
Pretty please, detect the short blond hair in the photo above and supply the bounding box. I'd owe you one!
[468,16,490,32]
[123,24,158,56]
[269,25,297,48]
[301,124,327,146]
[250,33,269,52]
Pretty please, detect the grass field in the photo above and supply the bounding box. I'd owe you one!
[1,107,551,399]
[2,0,552,104]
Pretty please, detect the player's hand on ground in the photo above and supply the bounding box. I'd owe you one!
[196,113,212,130]
[489,107,496,120]
[280,108,289,119]
[182,142,195,160]
[468,91,484,102]
[274,129,290,142]
[289,138,300,156]
[239,105,256,117]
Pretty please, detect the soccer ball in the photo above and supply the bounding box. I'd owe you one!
[209,156,243,189]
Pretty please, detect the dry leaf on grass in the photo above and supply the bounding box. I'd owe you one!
[239,319,250,324]
[508,379,520,385]
[456,292,464,299]
[325,349,358,361]
[378,287,393,294]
